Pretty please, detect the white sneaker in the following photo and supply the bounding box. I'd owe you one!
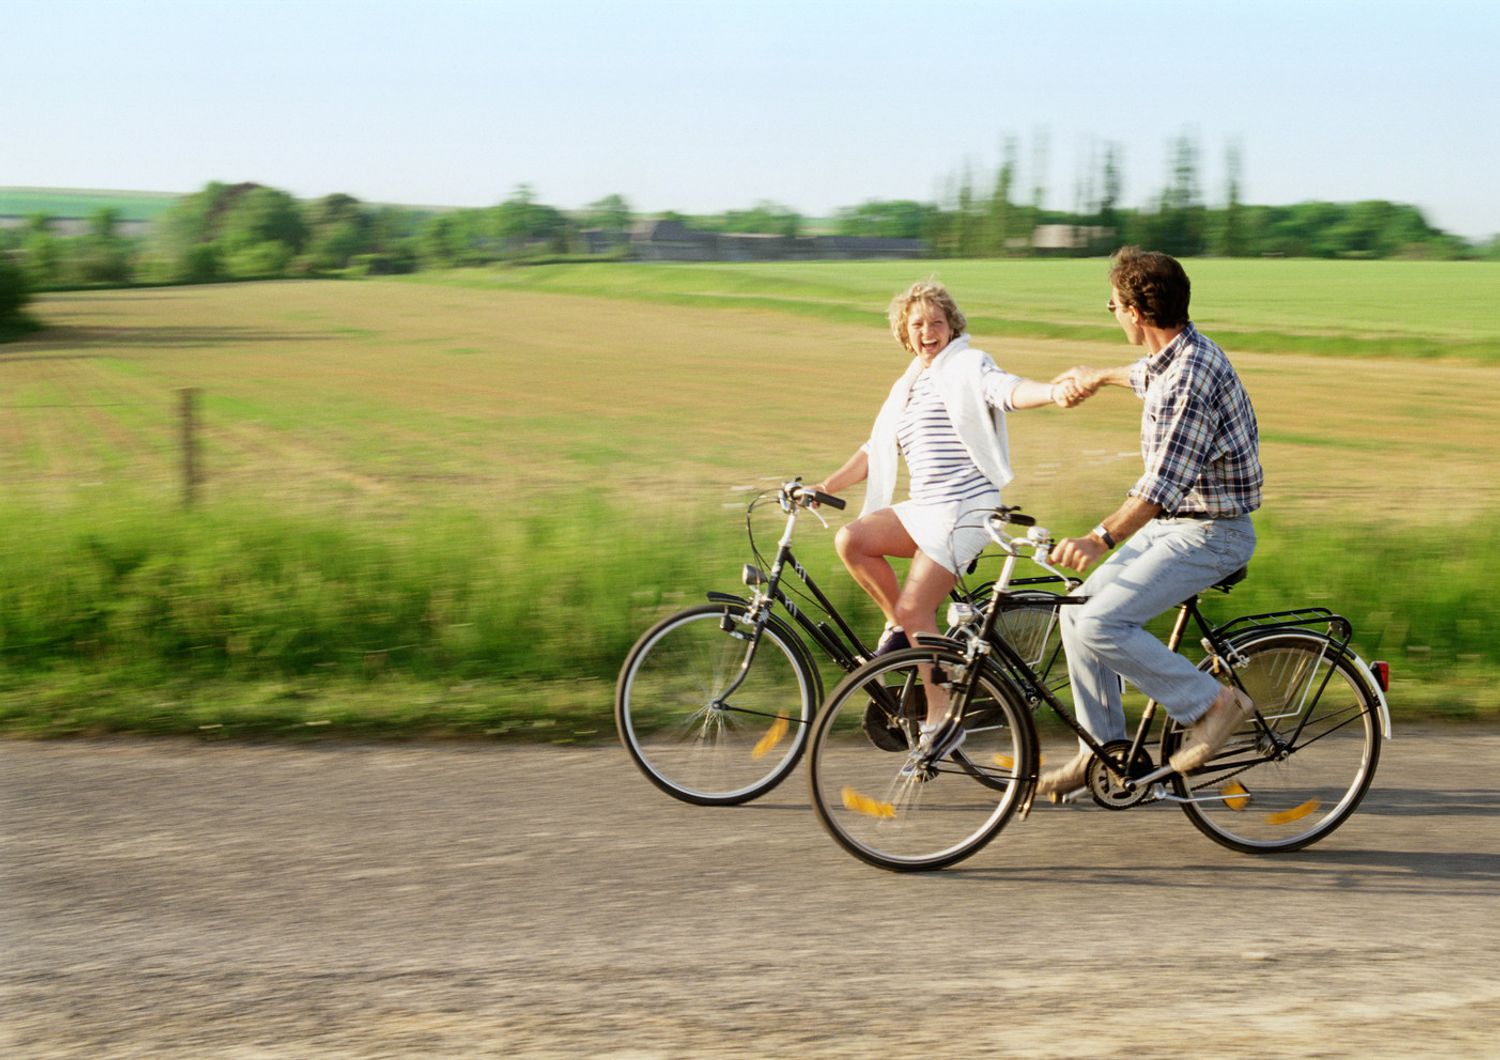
[898,721,966,780]
[916,719,966,759]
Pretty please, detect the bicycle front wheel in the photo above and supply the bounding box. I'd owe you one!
[1167,630,1382,853]
[808,648,1034,871]
[616,603,816,806]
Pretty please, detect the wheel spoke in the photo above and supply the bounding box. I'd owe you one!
[1171,632,1380,853]
[809,648,1031,871]
[617,605,814,805]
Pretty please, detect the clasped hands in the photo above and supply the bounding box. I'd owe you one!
[1049,366,1102,408]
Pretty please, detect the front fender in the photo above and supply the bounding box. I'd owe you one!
[704,592,824,706]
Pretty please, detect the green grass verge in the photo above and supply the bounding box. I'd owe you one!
[400,259,1500,362]
[0,498,1494,738]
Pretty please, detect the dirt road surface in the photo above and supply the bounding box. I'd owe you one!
[3,730,1498,1058]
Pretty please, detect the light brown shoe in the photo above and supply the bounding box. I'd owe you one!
[1035,749,1093,797]
[1169,687,1254,774]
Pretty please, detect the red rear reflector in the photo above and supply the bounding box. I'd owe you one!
[1372,661,1390,692]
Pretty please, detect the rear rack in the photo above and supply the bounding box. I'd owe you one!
[1211,607,1352,648]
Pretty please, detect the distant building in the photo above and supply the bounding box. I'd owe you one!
[629,218,924,262]
[0,215,153,238]
[1029,224,1115,254]
[579,228,628,255]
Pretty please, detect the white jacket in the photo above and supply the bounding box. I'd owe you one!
[862,334,1015,516]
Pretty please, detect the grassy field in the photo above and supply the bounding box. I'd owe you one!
[413,259,1500,360]
[0,186,182,222]
[2,262,1497,736]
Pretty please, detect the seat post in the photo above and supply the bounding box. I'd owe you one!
[1163,599,1196,653]
[1122,600,1198,770]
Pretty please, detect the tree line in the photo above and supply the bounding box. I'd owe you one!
[887,135,1489,262]
[3,141,1498,336]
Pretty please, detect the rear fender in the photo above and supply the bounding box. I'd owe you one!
[1347,652,1394,740]
[1223,629,1392,741]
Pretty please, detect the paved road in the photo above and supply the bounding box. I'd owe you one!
[3,729,1498,1058]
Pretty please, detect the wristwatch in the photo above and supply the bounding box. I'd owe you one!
[1091,524,1116,549]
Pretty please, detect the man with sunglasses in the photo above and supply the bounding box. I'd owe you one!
[1040,247,1264,797]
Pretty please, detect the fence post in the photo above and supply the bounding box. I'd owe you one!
[178,387,200,509]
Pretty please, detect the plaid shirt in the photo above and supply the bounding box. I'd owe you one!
[1127,323,1262,517]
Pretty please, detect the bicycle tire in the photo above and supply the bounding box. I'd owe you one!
[616,602,816,806]
[1164,630,1381,853]
[807,646,1034,871]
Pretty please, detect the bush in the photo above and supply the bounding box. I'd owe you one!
[177,243,222,284]
[0,254,39,340]
[223,240,294,279]
[0,254,28,316]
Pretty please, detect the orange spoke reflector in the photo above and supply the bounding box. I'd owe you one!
[993,753,1041,769]
[1267,799,1320,826]
[841,786,895,819]
[751,713,788,760]
[1221,781,1251,811]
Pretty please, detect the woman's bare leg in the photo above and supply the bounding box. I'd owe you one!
[835,511,960,731]
[833,509,917,624]
[895,552,959,726]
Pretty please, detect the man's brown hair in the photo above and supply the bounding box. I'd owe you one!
[1108,246,1191,328]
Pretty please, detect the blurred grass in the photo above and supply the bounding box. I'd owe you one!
[407,259,1500,362]
[4,271,1498,737]
[0,496,1494,737]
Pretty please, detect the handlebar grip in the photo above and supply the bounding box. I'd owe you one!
[995,509,1034,527]
[810,490,846,510]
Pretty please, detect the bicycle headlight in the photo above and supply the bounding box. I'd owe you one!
[946,601,977,628]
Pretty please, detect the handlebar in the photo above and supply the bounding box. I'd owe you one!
[985,506,1074,586]
[782,479,845,511]
[801,488,846,511]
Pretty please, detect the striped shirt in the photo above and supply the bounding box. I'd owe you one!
[898,361,1020,503]
[1128,323,1263,517]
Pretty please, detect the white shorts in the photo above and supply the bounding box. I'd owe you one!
[892,491,1001,575]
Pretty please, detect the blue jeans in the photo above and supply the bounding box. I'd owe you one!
[1059,515,1257,746]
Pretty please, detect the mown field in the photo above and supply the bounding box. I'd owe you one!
[2,261,1497,736]
[0,186,182,222]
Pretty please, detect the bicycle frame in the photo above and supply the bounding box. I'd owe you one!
[935,511,1390,804]
[704,484,1028,718]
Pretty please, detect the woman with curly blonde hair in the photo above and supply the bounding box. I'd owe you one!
[811,279,1079,754]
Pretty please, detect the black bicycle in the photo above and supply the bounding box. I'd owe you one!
[807,507,1392,871]
[614,481,1067,806]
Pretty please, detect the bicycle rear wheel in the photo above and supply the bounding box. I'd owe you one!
[808,647,1033,871]
[1166,630,1381,853]
[616,603,816,806]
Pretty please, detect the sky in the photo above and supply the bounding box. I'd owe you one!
[9,0,1499,239]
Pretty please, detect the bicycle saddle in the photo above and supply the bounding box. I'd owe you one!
[1213,566,1249,592]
